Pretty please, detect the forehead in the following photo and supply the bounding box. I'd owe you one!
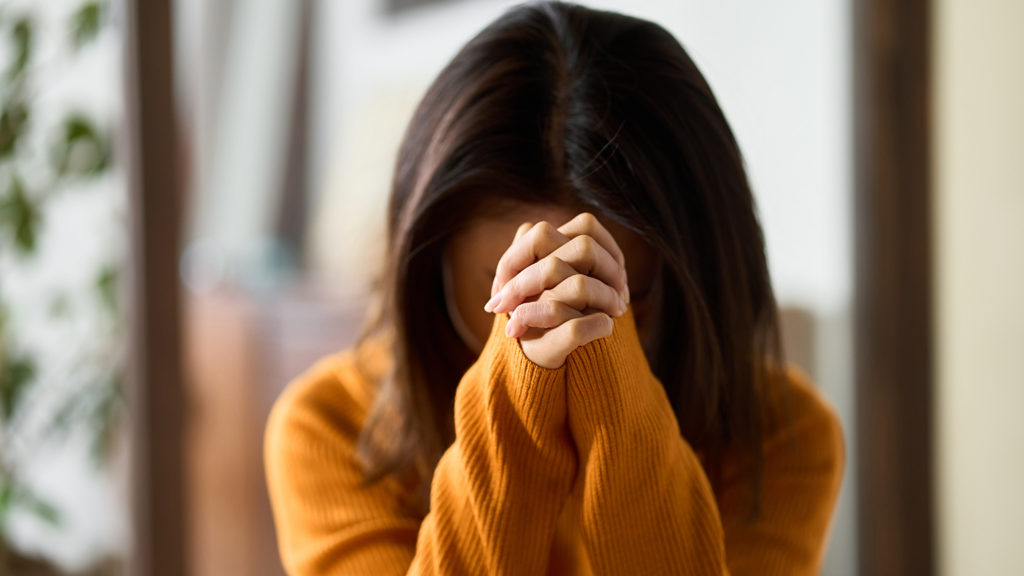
[483,202,579,228]
[450,202,654,274]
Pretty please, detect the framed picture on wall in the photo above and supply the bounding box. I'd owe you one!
[385,0,454,16]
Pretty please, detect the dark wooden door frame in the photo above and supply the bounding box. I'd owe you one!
[854,0,934,574]
[124,0,186,574]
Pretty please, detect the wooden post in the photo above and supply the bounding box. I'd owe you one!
[854,0,935,573]
[123,0,186,573]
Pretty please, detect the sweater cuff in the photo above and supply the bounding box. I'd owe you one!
[477,312,568,440]
[565,305,680,443]
[567,304,653,387]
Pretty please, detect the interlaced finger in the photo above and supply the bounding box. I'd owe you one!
[490,234,626,314]
[505,274,626,337]
[489,221,570,299]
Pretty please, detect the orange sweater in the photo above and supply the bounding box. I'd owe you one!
[265,306,844,575]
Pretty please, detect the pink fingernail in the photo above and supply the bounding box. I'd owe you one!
[484,293,501,313]
[492,291,510,313]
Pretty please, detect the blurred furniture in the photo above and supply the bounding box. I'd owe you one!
[185,286,366,576]
[778,307,816,381]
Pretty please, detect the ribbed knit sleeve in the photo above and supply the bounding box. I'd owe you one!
[264,311,577,576]
[410,311,577,574]
[266,305,844,575]
[565,305,845,575]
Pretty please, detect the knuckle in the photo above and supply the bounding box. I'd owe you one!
[533,220,556,238]
[577,211,598,229]
[543,256,563,280]
[574,235,596,258]
[569,274,589,294]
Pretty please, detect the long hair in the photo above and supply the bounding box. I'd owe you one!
[356,0,782,516]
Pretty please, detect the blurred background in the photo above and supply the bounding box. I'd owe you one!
[0,0,1019,574]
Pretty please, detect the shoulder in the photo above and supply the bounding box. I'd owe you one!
[714,366,845,573]
[761,363,846,489]
[766,365,844,451]
[264,340,419,571]
[264,339,389,482]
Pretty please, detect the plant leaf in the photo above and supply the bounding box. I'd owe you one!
[40,391,80,444]
[89,373,122,465]
[0,97,29,159]
[73,2,104,50]
[51,114,110,178]
[11,486,60,527]
[0,175,40,255]
[95,265,118,313]
[0,481,10,527]
[8,16,32,80]
[0,354,35,421]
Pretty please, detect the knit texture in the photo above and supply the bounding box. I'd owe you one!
[264,306,844,575]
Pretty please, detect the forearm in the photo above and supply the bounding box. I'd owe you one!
[410,312,577,575]
[566,308,728,574]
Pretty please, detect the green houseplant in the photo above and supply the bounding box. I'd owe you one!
[0,1,123,573]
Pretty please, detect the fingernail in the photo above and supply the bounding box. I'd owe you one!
[505,314,514,337]
[484,293,501,313]
[619,296,628,315]
[492,290,509,313]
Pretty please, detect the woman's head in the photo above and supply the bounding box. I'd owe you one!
[360,0,781,509]
[441,203,659,355]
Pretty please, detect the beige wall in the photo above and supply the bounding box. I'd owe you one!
[934,1,1024,574]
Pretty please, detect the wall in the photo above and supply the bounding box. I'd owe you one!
[934,1,1024,574]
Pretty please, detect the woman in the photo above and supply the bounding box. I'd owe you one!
[265,2,844,574]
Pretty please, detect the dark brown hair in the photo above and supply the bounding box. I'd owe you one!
[357,0,782,515]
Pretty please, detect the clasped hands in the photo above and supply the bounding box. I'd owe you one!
[483,212,631,369]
